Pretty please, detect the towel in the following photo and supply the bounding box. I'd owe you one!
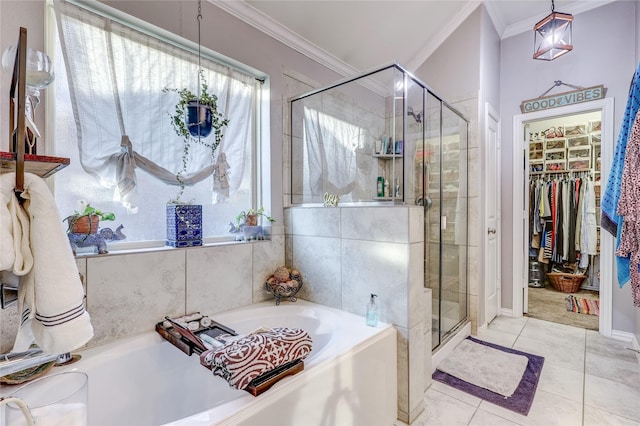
[0,173,93,354]
[601,61,640,287]
[200,327,312,390]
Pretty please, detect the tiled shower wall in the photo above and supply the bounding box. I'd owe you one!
[284,205,432,423]
[0,233,284,352]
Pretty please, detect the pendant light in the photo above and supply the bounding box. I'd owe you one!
[186,0,213,138]
[533,0,573,61]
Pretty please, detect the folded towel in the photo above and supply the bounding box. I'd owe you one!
[0,173,94,354]
[200,327,312,390]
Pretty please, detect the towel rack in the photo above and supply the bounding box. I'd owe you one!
[1,27,70,202]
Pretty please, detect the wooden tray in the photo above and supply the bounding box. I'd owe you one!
[156,314,304,397]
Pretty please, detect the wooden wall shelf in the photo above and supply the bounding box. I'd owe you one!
[0,152,70,178]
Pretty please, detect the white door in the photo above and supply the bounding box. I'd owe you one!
[485,104,500,323]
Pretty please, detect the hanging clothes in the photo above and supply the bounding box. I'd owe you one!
[567,178,578,264]
[602,61,640,288]
[615,109,640,307]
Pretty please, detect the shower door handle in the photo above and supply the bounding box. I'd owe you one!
[487,227,496,235]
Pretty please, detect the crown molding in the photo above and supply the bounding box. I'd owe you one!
[210,0,358,78]
[405,1,482,72]
[501,0,615,40]
[483,0,507,38]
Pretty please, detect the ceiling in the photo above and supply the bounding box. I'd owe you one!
[213,0,614,75]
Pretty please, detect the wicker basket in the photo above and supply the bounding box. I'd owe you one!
[546,272,587,293]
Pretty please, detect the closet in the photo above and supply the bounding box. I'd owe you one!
[525,111,602,329]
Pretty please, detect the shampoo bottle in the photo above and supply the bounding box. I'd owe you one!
[366,294,379,327]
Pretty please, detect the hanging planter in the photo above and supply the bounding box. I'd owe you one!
[186,100,213,138]
[163,71,229,203]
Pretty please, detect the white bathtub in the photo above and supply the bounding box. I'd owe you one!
[55,300,397,425]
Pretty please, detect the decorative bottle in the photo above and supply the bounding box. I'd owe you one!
[366,294,379,327]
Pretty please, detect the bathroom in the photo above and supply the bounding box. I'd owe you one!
[1,1,640,425]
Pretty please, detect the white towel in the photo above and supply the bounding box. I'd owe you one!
[1,173,93,354]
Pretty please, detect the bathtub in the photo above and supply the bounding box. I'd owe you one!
[54,300,397,425]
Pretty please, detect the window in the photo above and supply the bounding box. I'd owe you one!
[50,1,267,246]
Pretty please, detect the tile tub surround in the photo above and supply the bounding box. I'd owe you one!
[286,205,445,423]
[0,235,285,353]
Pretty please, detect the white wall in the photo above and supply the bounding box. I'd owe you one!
[499,1,638,332]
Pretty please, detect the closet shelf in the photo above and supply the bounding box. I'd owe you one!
[0,152,70,178]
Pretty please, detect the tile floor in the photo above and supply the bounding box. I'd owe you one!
[398,316,640,426]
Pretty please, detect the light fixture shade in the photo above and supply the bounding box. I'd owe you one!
[533,12,573,61]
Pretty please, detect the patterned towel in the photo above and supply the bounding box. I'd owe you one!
[200,327,312,390]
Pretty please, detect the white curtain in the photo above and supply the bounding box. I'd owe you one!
[54,1,257,212]
[302,107,359,197]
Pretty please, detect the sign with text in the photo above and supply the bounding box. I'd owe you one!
[520,85,606,113]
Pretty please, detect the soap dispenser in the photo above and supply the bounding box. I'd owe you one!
[366,294,379,327]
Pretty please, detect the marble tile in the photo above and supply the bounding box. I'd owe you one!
[467,245,479,297]
[428,380,482,408]
[586,330,639,363]
[418,388,477,426]
[341,239,408,327]
[585,351,640,388]
[86,251,185,347]
[185,244,253,316]
[341,206,409,243]
[396,326,410,418]
[409,322,426,414]
[513,335,584,373]
[284,235,293,268]
[538,361,584,403]
[519,317,585,351]
[467,147,480,199]
[283,208,293,236]
[584,374,640,421]
[408,242,425,328]
[409,206,424,244]
[469,408,521,426]
[465,197,479,248]
[480,389,582,425]
[251,237,285,303]
[475,328,518,348]
[291,235,342,308]
[488,315,528,335]
[583,405,640,426]
[290,207,340,237]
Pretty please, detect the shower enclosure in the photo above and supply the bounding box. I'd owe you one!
[289,64,469,350]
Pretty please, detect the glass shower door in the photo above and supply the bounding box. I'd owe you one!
[440,104,468,342]
[424,94,468,350]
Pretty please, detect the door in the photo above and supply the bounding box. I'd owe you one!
[485,104,500,323]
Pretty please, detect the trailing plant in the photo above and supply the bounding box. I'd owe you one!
[235,207,275,226]
[163,70,229,202]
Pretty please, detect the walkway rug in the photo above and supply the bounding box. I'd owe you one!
[432,337,545,415]
[565,295,600,316]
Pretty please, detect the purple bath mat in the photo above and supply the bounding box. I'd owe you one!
[432,336,544,416]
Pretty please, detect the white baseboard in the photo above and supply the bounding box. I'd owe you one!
[610,329,634,342]
[500,308,514,317]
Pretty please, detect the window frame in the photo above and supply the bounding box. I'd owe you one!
[45,0,272,251]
